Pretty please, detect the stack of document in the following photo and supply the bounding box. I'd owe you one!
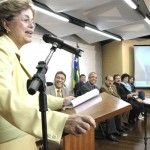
[63,89,99,110]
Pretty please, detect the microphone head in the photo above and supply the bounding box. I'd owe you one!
[43,33,64,48]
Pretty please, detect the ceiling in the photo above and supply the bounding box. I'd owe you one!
[1,0,150,44]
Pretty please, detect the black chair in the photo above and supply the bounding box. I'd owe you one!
[46,82,53,86]
[95,122,106,140]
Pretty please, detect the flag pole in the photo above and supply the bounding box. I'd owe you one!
[73,43,80,95]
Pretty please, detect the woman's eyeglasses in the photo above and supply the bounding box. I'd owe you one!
[20,18,36,27]
[10,16,36,27]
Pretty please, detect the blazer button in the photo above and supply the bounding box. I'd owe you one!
[52,135,57,139]
[48,134,52,138]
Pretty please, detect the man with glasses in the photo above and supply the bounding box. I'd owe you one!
[100,75,123,142]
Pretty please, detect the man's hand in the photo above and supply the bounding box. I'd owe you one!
[63,96,75,106]
[127,93,133,99]
[132,92,138,96]
[64,114,96,136]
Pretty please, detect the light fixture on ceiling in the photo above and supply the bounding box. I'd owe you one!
[84,26,122,41]
[0,0,7,3]
[144,16,150,25]
[124,0,137,9]
[123,1,150,26]
[31,4,69,22]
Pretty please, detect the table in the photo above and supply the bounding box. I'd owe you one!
[62,92,132,150]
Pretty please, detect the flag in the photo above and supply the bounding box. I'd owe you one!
[73,54,80,88]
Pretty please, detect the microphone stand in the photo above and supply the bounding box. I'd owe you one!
[27,42,59,150]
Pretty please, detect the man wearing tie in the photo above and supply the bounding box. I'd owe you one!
[100,76,129,138]
[46,71,69,98]
[45,71,70,150]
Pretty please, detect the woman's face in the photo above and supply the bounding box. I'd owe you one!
[5,9,35,49]
[123,77,129,83]
[129,78,134,83]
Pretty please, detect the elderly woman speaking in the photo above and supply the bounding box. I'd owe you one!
[0,0,96,150]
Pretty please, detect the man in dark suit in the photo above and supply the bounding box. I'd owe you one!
[77,72,119,141]
[74,74,86,96]
[76,72,99,96]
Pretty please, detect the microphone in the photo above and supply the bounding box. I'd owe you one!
[43,33,84,57]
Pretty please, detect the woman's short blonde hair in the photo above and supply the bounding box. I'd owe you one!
[0,0,35,36]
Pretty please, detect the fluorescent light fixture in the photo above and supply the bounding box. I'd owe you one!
[31,4,69,22]
[124,0,137,9]
[144,17,150,25]
[0,0,7,3]
[85,26,121,41]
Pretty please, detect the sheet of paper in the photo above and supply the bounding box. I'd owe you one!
[63,89,99,110]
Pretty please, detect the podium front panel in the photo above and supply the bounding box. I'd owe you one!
[62,92,132,150]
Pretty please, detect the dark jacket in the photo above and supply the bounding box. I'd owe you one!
[76,81,99,96]
[74,81,85,97]
[113,82,130,101]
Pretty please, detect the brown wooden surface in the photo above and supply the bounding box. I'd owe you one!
[62,92,132,150]
[95,113,150,150]
[63,128,95,150]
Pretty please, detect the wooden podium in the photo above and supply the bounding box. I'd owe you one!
[61,92,132,150]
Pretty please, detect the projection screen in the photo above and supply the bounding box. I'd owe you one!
[134,45,150,88]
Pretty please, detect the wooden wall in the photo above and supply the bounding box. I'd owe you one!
[101,38,150,94]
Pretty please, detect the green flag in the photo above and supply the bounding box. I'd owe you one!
[73,54,80,88]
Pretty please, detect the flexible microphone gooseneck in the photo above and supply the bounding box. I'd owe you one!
[43,33,84,57]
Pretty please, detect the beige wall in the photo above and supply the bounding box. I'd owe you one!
[102,41,122,81]
[101,38,150,93]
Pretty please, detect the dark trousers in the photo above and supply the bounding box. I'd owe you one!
[106,117,118,134]
[115,115,122,130]
[128,99,144,121]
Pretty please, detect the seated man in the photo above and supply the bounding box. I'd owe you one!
[46,71,69,98]
[77,72,119,141]
[74,74,86,97]
[45,71,70,150]
[100,75,129,132]
[76,72,99,96]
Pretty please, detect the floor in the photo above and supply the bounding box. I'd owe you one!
[95,113,150,150]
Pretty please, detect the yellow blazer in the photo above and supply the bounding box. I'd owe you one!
[0,35,69,145]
